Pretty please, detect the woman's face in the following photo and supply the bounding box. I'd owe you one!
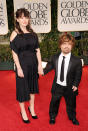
[17,14,29,27]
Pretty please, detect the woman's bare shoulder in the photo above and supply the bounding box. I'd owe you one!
[10,30,18,42]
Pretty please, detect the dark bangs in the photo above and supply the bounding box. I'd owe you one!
[16,8,29,18]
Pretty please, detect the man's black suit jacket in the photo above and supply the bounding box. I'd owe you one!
[44,53,82,94]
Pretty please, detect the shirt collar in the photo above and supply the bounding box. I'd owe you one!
[61,52,71,59]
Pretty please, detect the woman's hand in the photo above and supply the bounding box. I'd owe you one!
[72,86,77,92]
[17,68,24,77]
[38,65,44,75]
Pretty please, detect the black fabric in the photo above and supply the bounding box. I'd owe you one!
[44,53,82,120]
[10,33,39,102]
[10,37,18,54]
[44,53,82,91]
[49,84,76,120]
[60,56,65,82]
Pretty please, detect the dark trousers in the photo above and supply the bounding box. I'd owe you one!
[49,84,76,120]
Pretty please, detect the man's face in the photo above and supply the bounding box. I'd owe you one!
[60,41,73,54]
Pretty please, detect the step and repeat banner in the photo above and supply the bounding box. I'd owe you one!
[0,0,8,35]
[58,0,88,32]
[1,0,88,35]
[13,0,51,33]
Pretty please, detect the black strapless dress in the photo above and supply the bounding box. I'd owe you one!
[10,33,39,102]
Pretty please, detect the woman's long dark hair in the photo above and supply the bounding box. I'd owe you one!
[15,8,33,34]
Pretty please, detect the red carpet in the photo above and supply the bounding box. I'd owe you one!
[0,66,88,131]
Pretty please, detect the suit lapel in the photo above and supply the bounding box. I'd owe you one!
[55,53,60,77]
[67,54,73,74]
[56,57,58,77]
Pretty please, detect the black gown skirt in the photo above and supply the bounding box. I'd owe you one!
[10,33,39,102]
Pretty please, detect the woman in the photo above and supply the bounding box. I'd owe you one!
[10,8,43,123]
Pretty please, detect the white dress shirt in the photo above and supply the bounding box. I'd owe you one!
[56,52,71,86]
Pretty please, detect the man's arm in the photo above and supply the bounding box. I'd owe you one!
[73,59,82,89]
[43,56,54,75]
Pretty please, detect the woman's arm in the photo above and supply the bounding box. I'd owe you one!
[36,48,43,75]
[12,51,24,77]
[10,31,24,77]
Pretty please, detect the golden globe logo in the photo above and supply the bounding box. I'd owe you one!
[23,2,48,25]
[60,1,88,24]
[0,3,5,27]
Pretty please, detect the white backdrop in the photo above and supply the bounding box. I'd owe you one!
[58,0,88,32]
[13,0,51,33]
[0,0,8,35]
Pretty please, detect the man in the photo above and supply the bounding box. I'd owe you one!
[43,33,82,125]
